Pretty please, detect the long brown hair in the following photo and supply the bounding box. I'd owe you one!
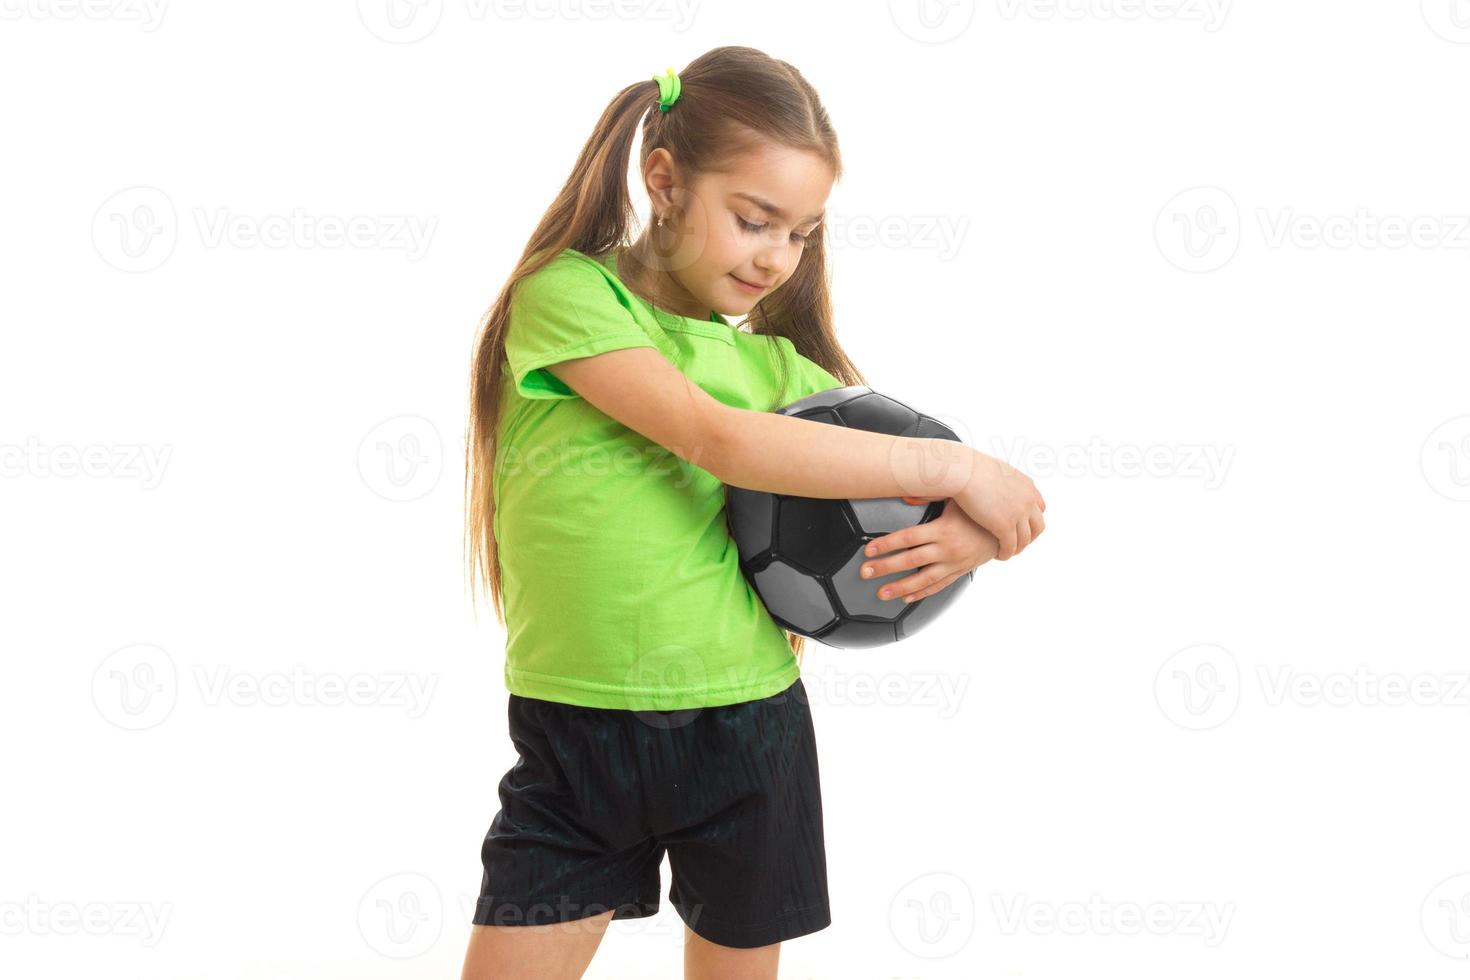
[465,46,865,664]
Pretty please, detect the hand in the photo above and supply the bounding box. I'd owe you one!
[952,450,1046,560]
[857,497,1002,605]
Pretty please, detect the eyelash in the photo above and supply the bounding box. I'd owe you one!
[737,216,810,243]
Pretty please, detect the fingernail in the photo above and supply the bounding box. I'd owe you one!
[879,589,891,599]
[865,545,875,556]
[862,566,873,577]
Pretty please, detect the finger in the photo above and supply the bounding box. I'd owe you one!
[861,543,941,582]
[1029,511,1044,542]
[903,569,964,603]
[864,523,935,558]
[996,527,1017,560]
[879,563,952,603]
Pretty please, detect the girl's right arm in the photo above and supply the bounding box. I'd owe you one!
[545,346,1045,559]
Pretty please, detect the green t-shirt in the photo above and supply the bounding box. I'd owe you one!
[496,245,844,710]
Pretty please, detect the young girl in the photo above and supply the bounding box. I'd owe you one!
[460,46,1045,980]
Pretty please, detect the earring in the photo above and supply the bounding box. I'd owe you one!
[655,213,664,228]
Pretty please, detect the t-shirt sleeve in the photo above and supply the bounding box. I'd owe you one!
[505,254,660,400]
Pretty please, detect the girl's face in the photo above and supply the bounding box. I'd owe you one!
[643,141,834,319]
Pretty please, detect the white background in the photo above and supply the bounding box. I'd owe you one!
[3,1,1469,978]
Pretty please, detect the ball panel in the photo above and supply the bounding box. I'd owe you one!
[912,415,962,442]
[725,486,775,563]
[777,385,871,415]
[833,392,919,436]
[751,559,838,634]
[776,497,857,575]
[895,569,975,638]
[831,545,910,621]
[816,617,900,649]
[848,497,928,535]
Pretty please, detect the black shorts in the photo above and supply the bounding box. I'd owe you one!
[473,676,830,949]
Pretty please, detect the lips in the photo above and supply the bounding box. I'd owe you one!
[731,274,771,290]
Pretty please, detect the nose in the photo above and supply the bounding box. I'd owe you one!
[752,235,788,283]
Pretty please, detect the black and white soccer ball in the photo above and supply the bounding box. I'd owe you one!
[724,386,974,649]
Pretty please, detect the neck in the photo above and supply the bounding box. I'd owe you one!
[618,235,711,321]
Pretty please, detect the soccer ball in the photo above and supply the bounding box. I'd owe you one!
[724,386,974,649]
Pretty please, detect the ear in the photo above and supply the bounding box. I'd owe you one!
[643,147,681,216]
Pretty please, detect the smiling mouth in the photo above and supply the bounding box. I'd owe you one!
[730,274,771,290]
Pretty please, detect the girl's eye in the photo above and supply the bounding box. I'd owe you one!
[738,215,811,244]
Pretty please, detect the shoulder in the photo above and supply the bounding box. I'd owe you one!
[513,248,618,305]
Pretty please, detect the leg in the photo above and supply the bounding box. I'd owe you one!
[683,923,780,980]
[460,909,615,980]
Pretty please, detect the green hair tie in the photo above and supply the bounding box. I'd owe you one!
[653,66,681,112]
